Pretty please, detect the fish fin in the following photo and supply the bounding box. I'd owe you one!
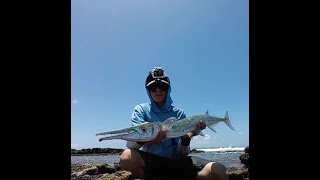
[207,125,217,133]
[198,131,205,136]
[224,111,228,118]
[206,110,209,115]
[194,127,205,136]
[223,111,235,131]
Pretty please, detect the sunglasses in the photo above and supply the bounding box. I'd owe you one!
[147,83,169,92]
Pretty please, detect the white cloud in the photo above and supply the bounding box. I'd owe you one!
[238,132,243,135]
[203,134,210,140]
[193,134,211,141]
[72,99,78,104]
[191,134,211,148]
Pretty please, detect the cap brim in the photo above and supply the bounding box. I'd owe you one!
[146,79,170,87]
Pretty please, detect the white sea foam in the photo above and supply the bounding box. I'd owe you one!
[195,146,245,152]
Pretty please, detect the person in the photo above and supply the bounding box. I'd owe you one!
[120,67,229,180]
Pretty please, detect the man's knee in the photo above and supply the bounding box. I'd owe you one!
[120,149,132,162]
[120,149,145,179]
[197,162,229,180]
[120,149,144,169]
[210,162,228,175]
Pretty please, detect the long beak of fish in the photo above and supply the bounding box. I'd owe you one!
[96,128,137,141]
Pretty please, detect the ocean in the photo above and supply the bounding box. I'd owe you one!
[71,147,246,168]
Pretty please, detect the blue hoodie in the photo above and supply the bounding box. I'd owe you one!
[128,85,188,159]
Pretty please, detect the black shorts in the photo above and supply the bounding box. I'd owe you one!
[138,150,211,180]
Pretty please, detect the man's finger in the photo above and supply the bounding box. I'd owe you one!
[193,126,201,135]
[198,121,206,130]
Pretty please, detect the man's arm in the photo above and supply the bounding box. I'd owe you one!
[126,105,147,149]
[175,121,206,159]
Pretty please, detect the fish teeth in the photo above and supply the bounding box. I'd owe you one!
[96,130,134,136]
[96,132,132,137]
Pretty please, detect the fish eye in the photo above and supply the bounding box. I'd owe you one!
[142,128,146,132]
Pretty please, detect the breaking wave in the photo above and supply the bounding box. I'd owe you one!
[195,146,245,152]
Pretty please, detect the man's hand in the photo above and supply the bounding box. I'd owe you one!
[182,121,207,139]
[149,129,167,144]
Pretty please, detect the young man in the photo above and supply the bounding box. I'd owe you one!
[120,67,229,180]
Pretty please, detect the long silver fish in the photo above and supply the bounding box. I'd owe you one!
[165,110,235,138]
[96,117,176,142]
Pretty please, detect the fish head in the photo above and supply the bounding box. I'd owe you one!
[97,122,162,142]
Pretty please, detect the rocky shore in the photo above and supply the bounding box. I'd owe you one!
[71,148,124,156]
[71,146,249,180]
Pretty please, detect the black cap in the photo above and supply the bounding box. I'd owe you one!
[145,67,170,87]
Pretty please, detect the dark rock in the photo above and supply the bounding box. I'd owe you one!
[72,146,250,180]
[244,146,249,154]
[99,170,132,180]
[190,149,205,153]
[239,153,249,167]
[239,146,249,167]
[113,162,121,171]
[228,167,249,180]
[71,148,124,156]
[71,163,131,180]
[71,174,101,180]
[72,163,249,180]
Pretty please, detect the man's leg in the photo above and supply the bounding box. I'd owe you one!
[120,148,145,179]
[197,162,229,180]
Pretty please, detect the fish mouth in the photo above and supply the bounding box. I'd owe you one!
[96,123,162,142]
[96,130,156,142]
[97,131,134,142]
[96,129,135,141]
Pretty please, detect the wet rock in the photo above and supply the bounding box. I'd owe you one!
[71,146,250,180]
[71,163,130,180]
[71,148,124,156]
[239,146,249,167]
[190,149,205,153]
[228,167,249,180]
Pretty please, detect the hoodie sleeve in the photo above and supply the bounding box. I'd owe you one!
[126,105,146,149]
[131,104,146,126]
[175,111,190,158]
[175,138,191,159]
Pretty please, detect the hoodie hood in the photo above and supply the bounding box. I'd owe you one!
[146,86,173,113]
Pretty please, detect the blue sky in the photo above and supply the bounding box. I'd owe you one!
[71,0,248,149]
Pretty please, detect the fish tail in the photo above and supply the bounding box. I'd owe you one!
[223,111,235,131]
